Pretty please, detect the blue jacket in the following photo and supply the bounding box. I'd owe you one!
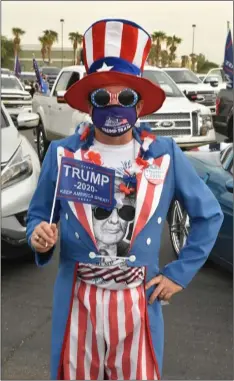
[27,127,223,379]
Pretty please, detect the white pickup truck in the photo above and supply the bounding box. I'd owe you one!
[32,65,216,162]
[165,68,217,115]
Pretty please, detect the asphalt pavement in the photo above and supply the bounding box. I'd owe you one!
[1,129,233,380]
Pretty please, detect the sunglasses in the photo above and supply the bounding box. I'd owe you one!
[89,88,140,108]
[93,205,135,221]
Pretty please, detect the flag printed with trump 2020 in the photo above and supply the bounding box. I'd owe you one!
[223,29,233,89]
[56,157,116,209]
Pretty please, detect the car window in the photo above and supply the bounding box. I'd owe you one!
[143,70,184,97]
[1,76,23,90]
[67,72,80,89]
[53,71,80,96]
[207,69,223,82]
[165,69,201,84]
[220,145,233,171]
[1,109,10,128]
[42,67,60,75]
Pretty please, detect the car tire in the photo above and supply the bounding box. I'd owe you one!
[167,200,190,257]
[37,120,50,163]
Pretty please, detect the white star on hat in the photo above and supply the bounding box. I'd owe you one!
[96,62,114,72]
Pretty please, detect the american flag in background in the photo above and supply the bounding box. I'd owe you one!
[14,54,21,78]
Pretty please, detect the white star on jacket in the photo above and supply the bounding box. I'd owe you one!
[96,62,114,72]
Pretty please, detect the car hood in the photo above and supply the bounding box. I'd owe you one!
[1,89,30,97]
[1,126,21,164]
[155,96,206,113]
[176,83,215,92]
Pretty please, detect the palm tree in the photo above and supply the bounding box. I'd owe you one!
[38,36,49,62]
[190,53,197,71]
[69,32,83,64]
[167,35,182,65]
[151,31,166,66]
[43,30,58,64]
[196,53,206,73]
[181,55,189,68]
[12,27,25,55]
[160,50,169,67]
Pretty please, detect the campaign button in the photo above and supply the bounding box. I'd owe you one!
[144,164,165,185]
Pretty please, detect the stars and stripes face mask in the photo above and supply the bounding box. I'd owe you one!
[92,105,138,137]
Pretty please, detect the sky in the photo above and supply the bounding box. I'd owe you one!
[2,1,233,64]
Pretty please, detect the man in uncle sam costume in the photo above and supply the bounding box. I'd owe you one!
[27,19,223,380]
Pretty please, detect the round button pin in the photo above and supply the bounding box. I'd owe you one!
[129,255,136,263]
[144,164,165,185]
[89,252,96,259]
[146,238,151,245]
[158,217,162,224]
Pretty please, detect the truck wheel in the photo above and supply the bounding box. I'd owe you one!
[228,118,233,142]
[37,122,50,163]
[167,200,190,257]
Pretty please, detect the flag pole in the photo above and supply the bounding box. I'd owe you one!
[49,153,63,225]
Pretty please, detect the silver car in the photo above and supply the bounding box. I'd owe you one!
[1,104,40,258]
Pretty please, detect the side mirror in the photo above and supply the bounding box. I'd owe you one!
[57,90,67,104]
[16,111,39,130]
[225,178,233,193]
[204,77,219,87]
[184,90,198,101]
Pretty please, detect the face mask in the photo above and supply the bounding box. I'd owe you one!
[92,106,137,137]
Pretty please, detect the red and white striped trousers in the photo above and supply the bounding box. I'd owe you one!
[63,280,158,380]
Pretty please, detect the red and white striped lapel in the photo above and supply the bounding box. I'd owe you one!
[57,146,97,248]
[130,153,170,248]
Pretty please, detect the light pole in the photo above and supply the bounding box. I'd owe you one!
[227,21,230,33]
[60,18,64,68]
[192,24,196,55]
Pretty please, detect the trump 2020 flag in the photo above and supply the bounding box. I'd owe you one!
[223,29,233,89]
[32,56,49,93]
[14,55,21,78]
[56,156,115,209]
[33,57,43,88]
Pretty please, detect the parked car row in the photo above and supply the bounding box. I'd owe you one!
[32,64,216,163]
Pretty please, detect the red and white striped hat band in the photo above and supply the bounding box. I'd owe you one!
[83,19,152,76]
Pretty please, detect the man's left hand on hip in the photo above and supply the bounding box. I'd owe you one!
[145,274,183,304]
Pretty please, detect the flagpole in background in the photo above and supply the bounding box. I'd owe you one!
[227,21,230,33]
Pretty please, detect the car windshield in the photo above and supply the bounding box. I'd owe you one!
[165,69,202,84]
[20,74,36,82]
[41,67,60,75]
[1,76,23,90]
[143,70,184,97]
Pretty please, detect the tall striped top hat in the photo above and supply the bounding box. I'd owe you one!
[65,19,166,116]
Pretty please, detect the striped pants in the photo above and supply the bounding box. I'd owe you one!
[63,280,159,380]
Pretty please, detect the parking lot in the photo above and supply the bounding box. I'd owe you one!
[1,130,233,380]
